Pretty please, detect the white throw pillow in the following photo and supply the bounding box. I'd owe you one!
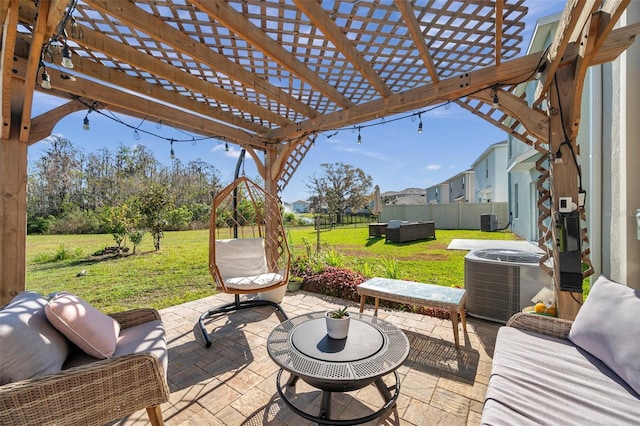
[45,292,120,359]
[568,275,640,394]
[0,292,69,384]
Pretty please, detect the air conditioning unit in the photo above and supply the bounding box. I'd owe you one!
[464,249,551,323]
[480,213,498,232]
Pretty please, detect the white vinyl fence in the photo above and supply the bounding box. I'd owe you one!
[379,202,509,230]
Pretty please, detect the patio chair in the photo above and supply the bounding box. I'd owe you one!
[197,176,290,348]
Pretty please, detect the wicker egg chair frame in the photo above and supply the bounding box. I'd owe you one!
[198,169,290,348]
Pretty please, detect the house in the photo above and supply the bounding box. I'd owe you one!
[508,6,640,285]
[426,183,449,204]
[382,188,426,205]
[471,140,508,202]
[447,169,475,203]
[291,200,310,213]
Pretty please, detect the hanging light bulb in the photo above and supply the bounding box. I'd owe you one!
[417,113,423,134]
[133,129,140,140]
[40,68,52,89]
[225,142,229,152]
[82,115,90,130]
[61,45,74,69]
[357,128,362,144]
[492,85,499,109]
[170,140,175,159]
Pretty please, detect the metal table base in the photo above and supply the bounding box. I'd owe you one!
[275,369,401,426]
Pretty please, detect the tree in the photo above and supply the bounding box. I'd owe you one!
[305,163,372,224]
[135,184,173,251]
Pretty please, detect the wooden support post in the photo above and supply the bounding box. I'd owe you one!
[547,66,582,320]
[0,79,28,306]
[264,146,280,270]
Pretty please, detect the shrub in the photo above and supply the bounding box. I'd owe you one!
[322,248,344,267]
[380,257,402,279]
[301,266,366,302]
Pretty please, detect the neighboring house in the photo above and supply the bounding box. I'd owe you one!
[471,140,508,202]
[447,169,475,202]
[508,6,640,285]
[291,200,310,213]
[382,188,426,205]
[426,183,449,204]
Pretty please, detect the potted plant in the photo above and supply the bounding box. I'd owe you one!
[287,276,303,292]
[325,306,350,339]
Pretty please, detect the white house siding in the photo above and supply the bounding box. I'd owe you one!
[472,141,508,202]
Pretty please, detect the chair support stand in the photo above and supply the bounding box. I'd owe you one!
[198,294,289,348]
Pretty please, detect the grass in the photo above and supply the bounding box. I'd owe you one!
[26,225,518,313]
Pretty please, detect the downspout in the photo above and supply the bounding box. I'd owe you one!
[588,66,603,279]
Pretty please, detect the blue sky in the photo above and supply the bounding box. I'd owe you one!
[29,1,564,204]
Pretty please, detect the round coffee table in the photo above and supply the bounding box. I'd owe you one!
[267,311,409,425]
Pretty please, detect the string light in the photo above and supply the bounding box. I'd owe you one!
[417,113,423,134]
[170,140,175,159]
[82,116,90,130]
[133,129,140,140]
[40,66,51,89]
[357,128,362,144]
[492,85,499,109]
[61,45,74,69]
[225,142,229,152]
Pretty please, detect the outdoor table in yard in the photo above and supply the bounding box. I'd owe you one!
[358,277,467,348]
[368,222,388,238]
[267,311,409,425]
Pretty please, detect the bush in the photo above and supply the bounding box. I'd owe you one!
[167,206,192,231]
[48,208,102,234]
[27,214,56,234]
[301,266,366,302]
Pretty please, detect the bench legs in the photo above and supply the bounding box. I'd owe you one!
[359,294,468,349]
[359,295,380,316]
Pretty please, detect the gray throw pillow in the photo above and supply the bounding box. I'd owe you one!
[0,291,70,385]
[568,275,640,394]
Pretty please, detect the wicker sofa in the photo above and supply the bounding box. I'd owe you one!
[385,221,435,243]
[482,276,640,425]
[0,292,170,426]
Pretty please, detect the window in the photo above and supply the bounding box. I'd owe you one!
[485,159,489,178]
[462,176,465,189]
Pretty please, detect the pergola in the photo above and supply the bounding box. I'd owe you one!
[1,0,638,317]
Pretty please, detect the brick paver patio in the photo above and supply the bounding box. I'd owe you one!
[113,290,500,425]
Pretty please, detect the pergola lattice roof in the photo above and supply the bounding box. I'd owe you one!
[13,0,535,147]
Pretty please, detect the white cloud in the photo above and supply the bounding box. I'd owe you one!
[425,164,441,171]
[449,164,456,169]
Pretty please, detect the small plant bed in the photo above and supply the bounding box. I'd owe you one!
[90,246,131,260]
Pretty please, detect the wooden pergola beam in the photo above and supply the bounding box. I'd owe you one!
[534,0,599,105]
[27,99,85,145]
[495,0,504,66]
[57,21,291,129]
[395,0,439,84]
[1,0,19,139]
[83,0,318,122]
[14,58,265,149]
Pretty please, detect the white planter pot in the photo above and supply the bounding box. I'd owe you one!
[258,285,287,303]
[325,312,350,339]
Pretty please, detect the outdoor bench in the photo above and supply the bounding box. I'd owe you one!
[357,277,467,348]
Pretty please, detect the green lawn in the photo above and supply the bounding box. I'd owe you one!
[26,225,518,313]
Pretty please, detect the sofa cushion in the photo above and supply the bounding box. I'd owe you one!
[482,326,640,425]
[225,272,284,291]
[0,291,69,385]
[62,319,168,377]
[45,292,120,359]
[568,275,640,394]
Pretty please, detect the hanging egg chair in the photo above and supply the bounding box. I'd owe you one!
[197,171,290,348]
